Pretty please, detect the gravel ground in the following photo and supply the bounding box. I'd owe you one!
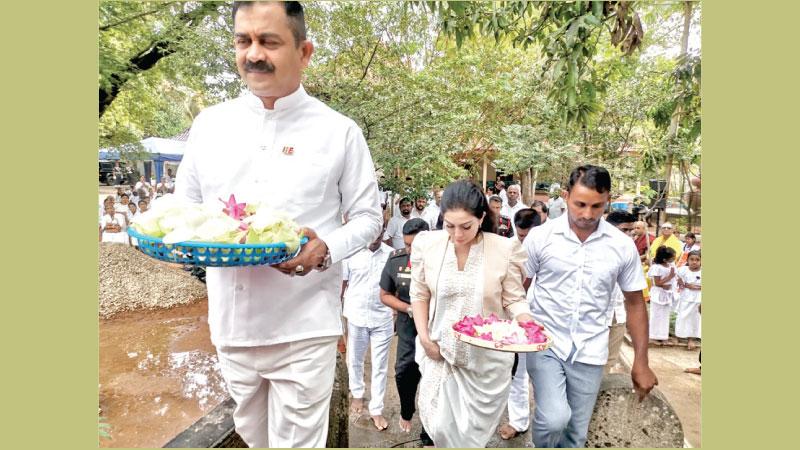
[99,243,208,319]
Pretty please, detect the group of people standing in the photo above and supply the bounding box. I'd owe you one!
[340,165,669,448]
[98,173,176,245]
[138,2,697,447]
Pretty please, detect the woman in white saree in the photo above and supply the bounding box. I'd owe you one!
[410,180,534,448]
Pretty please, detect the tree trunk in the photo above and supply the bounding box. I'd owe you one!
[531,168,539,205]
[659,1,693,225]
[520,169,531,205]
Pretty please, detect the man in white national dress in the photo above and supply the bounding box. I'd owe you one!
[174,2,382,447]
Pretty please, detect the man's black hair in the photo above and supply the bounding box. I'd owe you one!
[606,211,637,226]
[399,197,412,205]
[532,200,549,214]
[685,232,696,240]
[687,249,701,259]
[567,164,612,194]
[232,1,307,46]
[514,208,541,230]
[403,218,430,236]
[488,195,503,204]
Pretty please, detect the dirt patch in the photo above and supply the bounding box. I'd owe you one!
[99,243,207,319]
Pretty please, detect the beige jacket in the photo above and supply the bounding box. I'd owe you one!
[409,230,532,322]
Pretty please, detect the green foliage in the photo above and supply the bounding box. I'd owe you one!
[416,1,645,127]
[98,1,700,195]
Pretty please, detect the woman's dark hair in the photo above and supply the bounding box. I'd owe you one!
[567,164,612,194]
[514,208,541,230]
[653,245,677,264]
[687,250,701,260]
[440,180,496,234]
[403,218,430,236]
[232,1,306,46]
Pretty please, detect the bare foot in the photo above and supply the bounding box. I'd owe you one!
[371,415,389,431]
[498,423,521,440]
[687,339,697,351]
[684,367,701,375]
[350,398,363,414]
[649,339,662,346]
[399,418,412,432]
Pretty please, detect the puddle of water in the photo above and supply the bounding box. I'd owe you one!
[99,300,229,448]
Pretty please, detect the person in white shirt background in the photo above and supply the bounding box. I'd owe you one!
[602,210,639,375]
[173,2,382,447]
[675,250,702,350]
[548,189,566,219]
[523,165,657,448]
[495,179,508,206]
[384,197,412,249]
[410,196,428,220]
[100,203,129,245]
[648,246,677,346]
[422,188,443,230]
[341,232,395,431]
[115,193,133,226]
[497,207,542,441]
[501,184,527,232]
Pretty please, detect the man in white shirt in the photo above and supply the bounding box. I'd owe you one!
[384,197,412,249]
[548,190,566,219]
[134,175,149,193]
[602,211,638,375]
[174,2,382,447]
[501,184,527,232]
[523,165,657,448]
[498,207,542,440]
[421,188,443,230]
[496,180,508,206]
[410,196,428,220]
[341,233,394,431]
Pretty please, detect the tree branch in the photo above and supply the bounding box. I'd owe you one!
[99,2,221,117]
[99,2,178,31]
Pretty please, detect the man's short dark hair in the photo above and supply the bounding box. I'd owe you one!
[606,211,637,226]
[232,1,307,46]
[532,200,549,214]
[567,164,612,194]
[488,195,503,204]
[399,197,412,206]
[403,218,429,236]
[514,208,541,230]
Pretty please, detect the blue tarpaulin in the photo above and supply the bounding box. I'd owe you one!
[99,137,185,182]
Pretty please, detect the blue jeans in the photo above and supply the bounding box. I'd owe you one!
[526,348,604,448]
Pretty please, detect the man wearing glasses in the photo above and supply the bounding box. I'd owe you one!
[648,222,683,263]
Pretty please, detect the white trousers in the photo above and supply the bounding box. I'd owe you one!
[215,336,338,448]
[507,353,531,432]
[347,321,394,415]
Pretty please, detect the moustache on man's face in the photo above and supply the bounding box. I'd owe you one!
[244,60,276,73]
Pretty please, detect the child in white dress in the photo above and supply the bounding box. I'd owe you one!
[648,245,677,344]
[676,250,701,350]
[100,204,129,245]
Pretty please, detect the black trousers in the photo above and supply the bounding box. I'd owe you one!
[395,313,421,421]
[394,312,433,446]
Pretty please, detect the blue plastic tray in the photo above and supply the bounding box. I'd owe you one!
[127,227,307,267]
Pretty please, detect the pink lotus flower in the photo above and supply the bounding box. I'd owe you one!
[220,194,247,221]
